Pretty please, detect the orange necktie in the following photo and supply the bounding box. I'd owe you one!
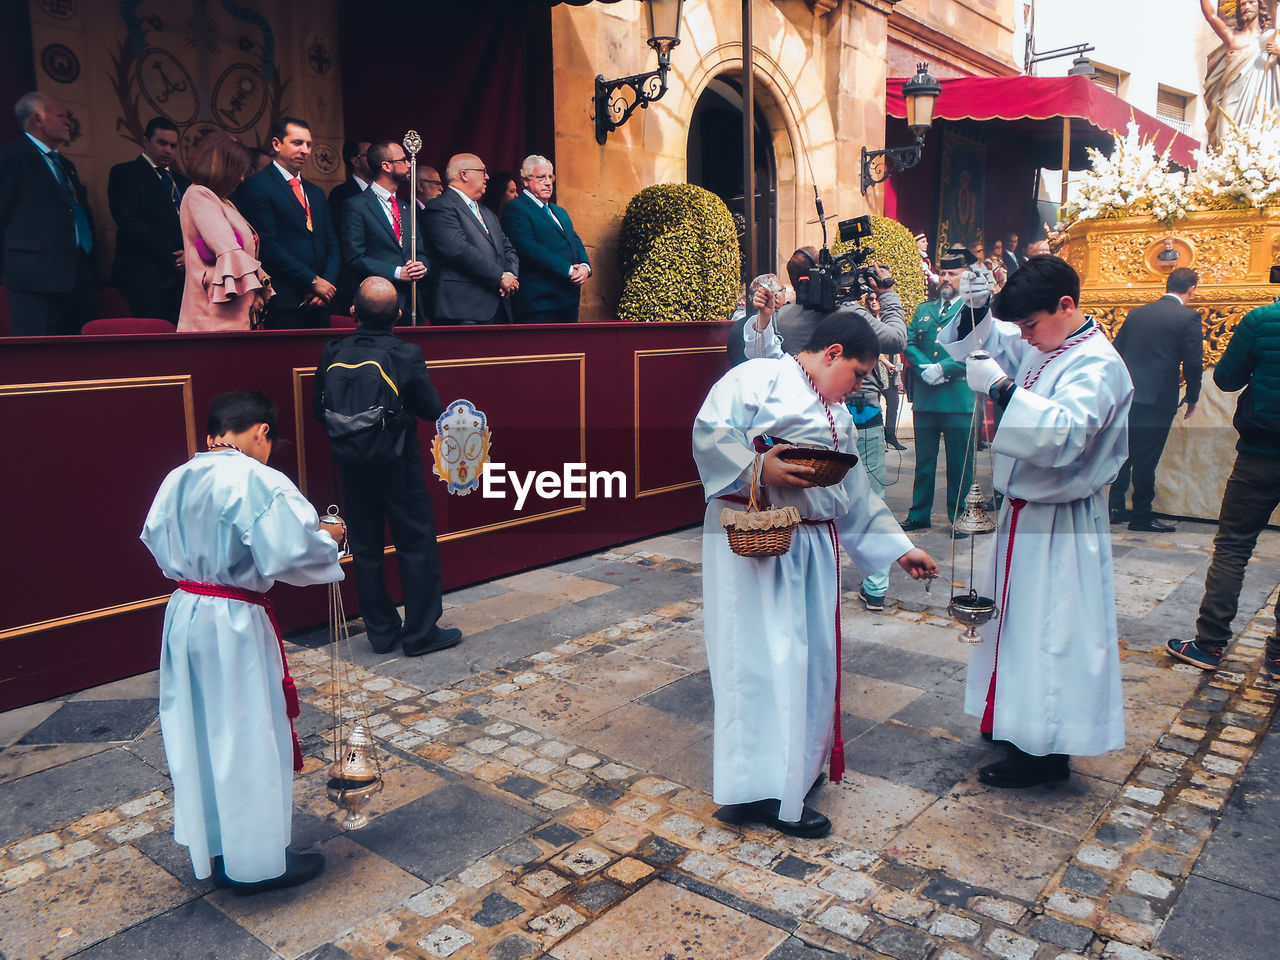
[290,177,312,232]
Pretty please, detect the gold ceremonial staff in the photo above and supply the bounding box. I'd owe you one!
[404,130,422,325]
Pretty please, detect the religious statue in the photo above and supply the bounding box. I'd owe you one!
[1156,237,1181,265]
[1200,0,1280,143]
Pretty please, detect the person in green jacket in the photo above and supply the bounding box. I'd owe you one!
[903,250,975,530]
[1167,298,1280,676]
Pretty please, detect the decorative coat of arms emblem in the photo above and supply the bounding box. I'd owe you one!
[431,399,491,495]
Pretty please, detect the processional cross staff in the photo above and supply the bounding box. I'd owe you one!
[404,130,422,325]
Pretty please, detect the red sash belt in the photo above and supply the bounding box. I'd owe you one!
[176,581,304,773]
[981,497,1028,735]
[717,495,845,783]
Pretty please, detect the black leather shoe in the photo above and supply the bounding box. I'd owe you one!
[404,626,463,657]
[979,750,1069,789]
[213,851,325,896]
[714,799,832,838]
[1109,507,1129,524]
[886,438,908,451]
[901,518,932,531]
[1129,517,1176,533]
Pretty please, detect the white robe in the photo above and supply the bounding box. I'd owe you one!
[694,357,912,821]
[141,450,342,882]
[940,313,1133,756]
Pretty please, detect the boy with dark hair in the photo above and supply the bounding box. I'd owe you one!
[695,311,937,837]
[142,390,343,893]
[940,255,1134,788]
[314,277,462,657]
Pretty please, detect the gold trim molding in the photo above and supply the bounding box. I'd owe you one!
[634,346,725,499]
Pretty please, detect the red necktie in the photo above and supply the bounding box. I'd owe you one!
[290,177,312,232]
[388,196,401,243]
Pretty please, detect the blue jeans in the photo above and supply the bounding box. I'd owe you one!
[854,421,890,598]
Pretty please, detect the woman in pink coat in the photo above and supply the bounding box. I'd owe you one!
[177,132,270,331]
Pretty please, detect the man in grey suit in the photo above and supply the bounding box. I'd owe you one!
[339,140,427,320]
[421,153,518,325]
[1109,267,1204,532]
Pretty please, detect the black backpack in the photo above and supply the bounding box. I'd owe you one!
[320,342,407,465]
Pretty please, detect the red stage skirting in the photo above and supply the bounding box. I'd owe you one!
[0,323,729,711]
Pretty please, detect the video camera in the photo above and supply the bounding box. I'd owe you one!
[796,189,892,313]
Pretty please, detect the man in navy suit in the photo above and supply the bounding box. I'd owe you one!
[421,153,518,325]
[0,92,98,335]
[339,140,427,320]
[1109,267,1204,532]
[233,116,339,329]
[501,155,590,323]
[108,117,189,324]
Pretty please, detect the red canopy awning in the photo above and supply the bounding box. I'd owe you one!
[886,74,1200,168]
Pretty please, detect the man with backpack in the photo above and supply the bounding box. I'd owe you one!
[314,277,462,656]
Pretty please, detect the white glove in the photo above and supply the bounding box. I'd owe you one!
[966,353,1006,394]
[958,270,991,309]
[918,363,944,386]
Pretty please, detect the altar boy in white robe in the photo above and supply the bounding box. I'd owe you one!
[939,256,1133,788]
[695,312,938,837]
[142,390,343,893]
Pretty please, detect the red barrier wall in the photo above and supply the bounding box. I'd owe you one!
[0,322,730,710]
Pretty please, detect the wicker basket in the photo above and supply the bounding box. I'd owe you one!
[722,455,801,558]
[779,445,854,487]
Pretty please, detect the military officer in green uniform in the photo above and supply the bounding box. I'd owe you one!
[903,250,974,530]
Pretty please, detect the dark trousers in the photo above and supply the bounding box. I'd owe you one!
[341,449,444,653]
[883,383,901,444]
[518,304,578,324]
[908,410,973,524]
[264,302,331,329]
[1194,451,1280,657]
[121,280,182,325]
[1109,402,1174,520]
[9,252,98,335]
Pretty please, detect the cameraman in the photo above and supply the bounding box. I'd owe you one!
[776,250,906,611]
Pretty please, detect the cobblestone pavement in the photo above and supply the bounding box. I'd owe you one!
[2,450,1279,960]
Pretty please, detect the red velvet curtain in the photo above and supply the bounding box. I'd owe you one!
[336,1,554,180]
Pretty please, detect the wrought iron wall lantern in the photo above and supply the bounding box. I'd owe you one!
[860,62,941,194]
[593,0,684,145]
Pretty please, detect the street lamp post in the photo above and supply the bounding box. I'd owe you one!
[860,62,942,195]
[593,0,684,145]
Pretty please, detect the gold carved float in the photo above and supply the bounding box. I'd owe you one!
[1066,208,1278,365]
[1066,207,1280,523]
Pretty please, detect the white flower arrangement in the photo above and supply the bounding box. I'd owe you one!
[1063,117,1280,228]
[1188,114,1280,208]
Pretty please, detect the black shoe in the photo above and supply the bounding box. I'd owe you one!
[714,798,832,838]
[213,851,325,896]
[979,749,1069,789]
[886,438,908,451]
[901,518,932,531]
[403,625,463,657]
[367,630,401,655]
[1109,507,1129,524]
[1128,517,1176,533]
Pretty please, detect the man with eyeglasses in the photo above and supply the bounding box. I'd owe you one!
[416,165,443,210]
[328,137,372,237]
[339,140,428,318]
[422,152,519,324]
[501,155,591,323]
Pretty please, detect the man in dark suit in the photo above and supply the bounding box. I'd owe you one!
[421,153,518,325]
[327,137,372,235]
[1109,267,1204,533]
[314,277,462,657]
[500,155,590,323]
[107,117,189,324]
[233,116,339,329]
[340,140,427,320]
[0,91,98,335]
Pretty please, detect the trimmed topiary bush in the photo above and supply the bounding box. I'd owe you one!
[833,215,927,318]
[617,184,740,322]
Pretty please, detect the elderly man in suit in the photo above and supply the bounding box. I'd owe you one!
[0,91,97,335]
[422,153,518,325]
[340,140,427,320]
[500,155,590,323]
[234,116,339,329]
[108,117,189,324]
[1109,267,1204,533]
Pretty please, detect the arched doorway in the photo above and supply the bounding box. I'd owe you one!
[687,77,777,282]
